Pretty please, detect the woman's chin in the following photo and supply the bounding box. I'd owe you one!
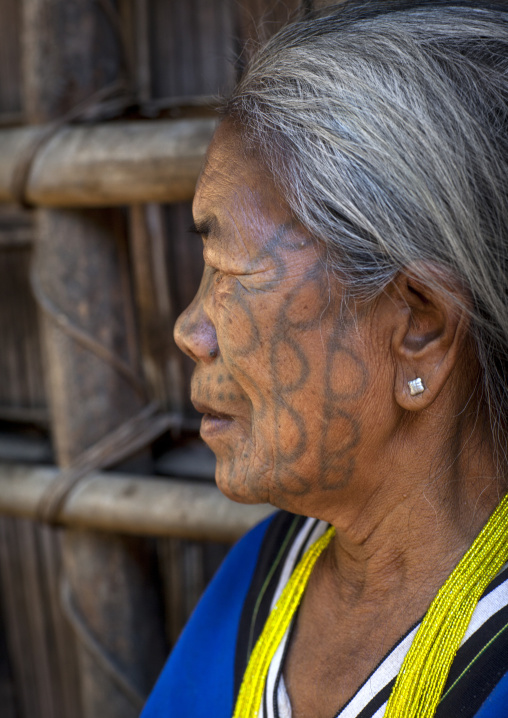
[214,460,271,506]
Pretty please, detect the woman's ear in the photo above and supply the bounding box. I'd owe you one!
[388,266,471,411]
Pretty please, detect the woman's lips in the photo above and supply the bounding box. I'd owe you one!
[200,413,233,437]
[192,401,234,438]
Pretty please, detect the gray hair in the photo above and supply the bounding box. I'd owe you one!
[224,0,508,467]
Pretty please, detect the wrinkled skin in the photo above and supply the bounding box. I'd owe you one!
[174,122,386,519]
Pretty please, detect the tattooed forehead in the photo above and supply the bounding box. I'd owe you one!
[193,134,309,259]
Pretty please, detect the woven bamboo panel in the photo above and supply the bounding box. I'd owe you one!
[151,0,237,99]
[0,0,22,122]
[0,207,47,422]
[0,517,82,718]
[0,574,16,718]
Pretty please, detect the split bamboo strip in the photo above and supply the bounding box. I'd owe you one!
[0,118,217,207]
[0,463,274,542]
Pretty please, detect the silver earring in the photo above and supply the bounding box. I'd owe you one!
[408,377,425,396]
[209,348,218,358]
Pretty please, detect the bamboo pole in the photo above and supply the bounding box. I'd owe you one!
[0,118,216,207]
[23,2,168,716]
[0,463,274,542]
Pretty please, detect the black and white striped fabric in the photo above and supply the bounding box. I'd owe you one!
[234,513,508,718]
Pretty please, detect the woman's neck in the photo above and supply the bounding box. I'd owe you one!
[322,412,504,611]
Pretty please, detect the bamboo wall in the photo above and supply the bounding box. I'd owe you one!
[0,2,330,717]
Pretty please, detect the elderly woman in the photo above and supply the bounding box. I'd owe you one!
[142,2,508,717]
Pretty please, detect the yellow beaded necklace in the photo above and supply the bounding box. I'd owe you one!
[233,493,508,718]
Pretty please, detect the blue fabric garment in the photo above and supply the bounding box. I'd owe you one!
[140,514,275,718]
[142,507,508,718]
[474,671,508,717]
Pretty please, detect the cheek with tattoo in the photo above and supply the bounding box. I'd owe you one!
[206,248,369,511]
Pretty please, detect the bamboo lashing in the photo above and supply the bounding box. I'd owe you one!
[35,402,179,525]
[10,80,131,208]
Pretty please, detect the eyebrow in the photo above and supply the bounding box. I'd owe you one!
[188,216,218,239]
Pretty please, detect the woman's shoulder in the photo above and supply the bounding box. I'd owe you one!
[473,670,508,717]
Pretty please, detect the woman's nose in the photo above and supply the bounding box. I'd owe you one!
[174,270,218,363]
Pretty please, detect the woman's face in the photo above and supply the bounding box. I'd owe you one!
[174,122,386,515]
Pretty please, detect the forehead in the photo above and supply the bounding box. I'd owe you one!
[192,120,288,231]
